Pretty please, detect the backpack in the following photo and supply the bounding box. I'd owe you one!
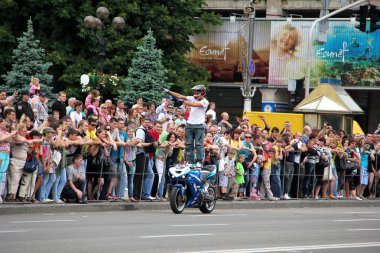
[24,153,39,173]
[137,127,155,153]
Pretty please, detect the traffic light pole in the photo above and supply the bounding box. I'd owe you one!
[305,0,368,96]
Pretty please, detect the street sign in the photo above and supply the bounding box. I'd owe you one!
[248,59,255,77]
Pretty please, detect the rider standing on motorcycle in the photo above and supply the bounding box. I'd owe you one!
[164,85,209,165]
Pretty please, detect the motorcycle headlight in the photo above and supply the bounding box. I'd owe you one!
[181,175,186,179]
[172,175,175,178]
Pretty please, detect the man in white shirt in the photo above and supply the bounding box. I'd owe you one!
[165,85,209,164]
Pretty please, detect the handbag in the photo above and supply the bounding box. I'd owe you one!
[339,155,358,170]
[318,159,329,168]
[24,153,39,173]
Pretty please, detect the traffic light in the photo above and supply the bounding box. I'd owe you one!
[353,5,368,33]
[369,5,380,33]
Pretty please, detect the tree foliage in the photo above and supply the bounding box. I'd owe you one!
[118,30,169,106]
[1,18,53,95]
[0,0,220,98]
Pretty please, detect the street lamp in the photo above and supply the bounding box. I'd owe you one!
[240,0,259,112]
[84,6,125,73]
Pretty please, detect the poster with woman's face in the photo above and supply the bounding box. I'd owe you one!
[268,21,310,87]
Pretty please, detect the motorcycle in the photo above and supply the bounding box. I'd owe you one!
[168,164,217,214]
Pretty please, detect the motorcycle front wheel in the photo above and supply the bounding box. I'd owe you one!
[170,186,186,214]
[199,187,216,214]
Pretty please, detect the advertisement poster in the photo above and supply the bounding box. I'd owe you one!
[312,21,380,87]
[268,21,310,87]
[189,19,380,88]
[188,20,270,84]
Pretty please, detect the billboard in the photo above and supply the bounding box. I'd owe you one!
[189,19,380,88]
[188,20,270,84]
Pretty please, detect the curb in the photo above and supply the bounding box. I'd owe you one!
[1,200,380,215]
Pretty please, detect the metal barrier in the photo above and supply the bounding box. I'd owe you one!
[1,142,380,204]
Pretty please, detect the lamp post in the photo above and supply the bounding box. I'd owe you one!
[84,7,125,73]
[241,0,258,112]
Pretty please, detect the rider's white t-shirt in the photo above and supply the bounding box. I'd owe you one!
[186,96,209,125]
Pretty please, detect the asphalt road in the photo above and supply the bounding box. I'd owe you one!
[1,207,380,253]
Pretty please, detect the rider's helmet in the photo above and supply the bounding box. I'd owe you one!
[191,85,206,100]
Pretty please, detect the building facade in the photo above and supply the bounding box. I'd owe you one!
[191,0,380,133]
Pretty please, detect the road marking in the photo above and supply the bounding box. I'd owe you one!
[171,224,228,227]
[140,233,213,239]
[344,212,379,214]
[335,219,380,222]
[182,242,380,253]
[10,219,77,224]
[191,214,248,217]
[347,229,380,231]
[0,230,29,233]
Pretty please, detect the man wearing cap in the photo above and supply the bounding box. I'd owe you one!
[15,91,34,122]
[32,91,49,124]
[164,85,209,165]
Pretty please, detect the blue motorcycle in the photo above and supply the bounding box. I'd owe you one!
[169,164,217,214]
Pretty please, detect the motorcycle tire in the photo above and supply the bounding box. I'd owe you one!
[170,186,186,214]
[199,187,216,214]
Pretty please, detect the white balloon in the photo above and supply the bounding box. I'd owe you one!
[80,74,90,85]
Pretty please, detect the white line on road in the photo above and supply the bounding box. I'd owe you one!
[344,212,379,214]
[335,219,380,222]
[191,214,248,217]
[347,229,380,231]
[0,230,29,233]
[171,224,228,227]
[10,219,77,224]
[182,242,380,253]
[140,233,213,239]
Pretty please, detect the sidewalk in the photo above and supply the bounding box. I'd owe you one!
[1,199,380,215]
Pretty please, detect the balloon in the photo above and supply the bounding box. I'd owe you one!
[80,74,90,85]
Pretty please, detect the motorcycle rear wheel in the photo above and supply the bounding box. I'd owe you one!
[199,187,216,214]
[170,186,186,214]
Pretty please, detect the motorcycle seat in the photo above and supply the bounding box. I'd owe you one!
[200,171,211,181]
[200,165,215,181]
[202,165,215,172]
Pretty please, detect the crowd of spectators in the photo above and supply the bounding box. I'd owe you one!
[0,76,379,205]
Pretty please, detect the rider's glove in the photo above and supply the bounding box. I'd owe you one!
[160,86,169,93]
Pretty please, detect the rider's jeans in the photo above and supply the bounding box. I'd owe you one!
[185,124,205,164]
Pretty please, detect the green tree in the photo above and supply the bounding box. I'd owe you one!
[0,0,220,96]
[118,30,169,106]
[1,18,53,95]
